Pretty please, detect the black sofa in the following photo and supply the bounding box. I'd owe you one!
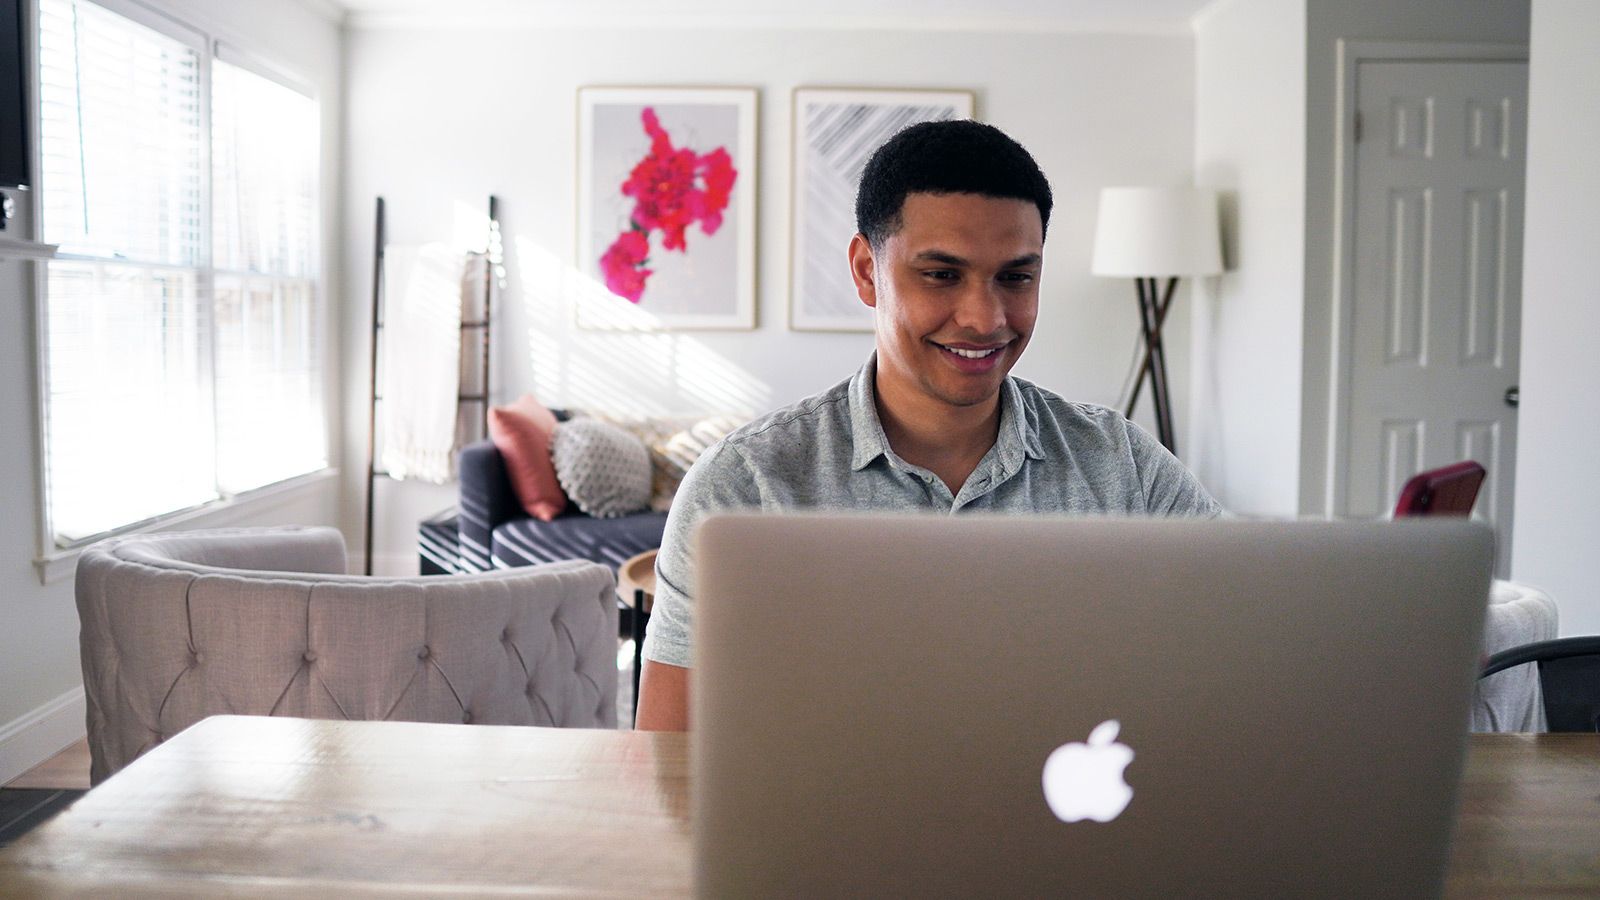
[450,439,669,573]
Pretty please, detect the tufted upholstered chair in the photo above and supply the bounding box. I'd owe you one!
[76,525,618,784]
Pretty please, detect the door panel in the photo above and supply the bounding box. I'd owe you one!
[1345,60,1527,575]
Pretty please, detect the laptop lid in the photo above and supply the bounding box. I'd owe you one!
[692,514,1493,898]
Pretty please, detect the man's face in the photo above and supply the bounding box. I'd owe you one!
[850,192,1044,413]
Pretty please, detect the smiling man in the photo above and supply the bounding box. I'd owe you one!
[635,120,1220,730]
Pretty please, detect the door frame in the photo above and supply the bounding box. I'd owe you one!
[1321,40,1529,518]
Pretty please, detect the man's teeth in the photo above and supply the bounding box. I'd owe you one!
[943,345,999,359]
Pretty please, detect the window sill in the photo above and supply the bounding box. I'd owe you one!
[0,237,59,261]
[33,468,340,585]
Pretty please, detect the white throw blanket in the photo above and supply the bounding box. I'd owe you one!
[381,243,467,483]
[1472,579,1560,732]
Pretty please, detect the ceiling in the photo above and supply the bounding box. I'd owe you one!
[329,0,1222,31]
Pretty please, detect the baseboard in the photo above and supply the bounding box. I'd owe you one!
[0,687,86,787]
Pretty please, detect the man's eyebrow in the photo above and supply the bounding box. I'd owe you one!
[910,250,969,266]
[909,250,1043,268]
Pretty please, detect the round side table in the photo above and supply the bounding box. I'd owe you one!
[617,550,657,722]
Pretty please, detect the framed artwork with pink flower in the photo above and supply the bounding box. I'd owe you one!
[789,87,975,332]
[577,86,758,330]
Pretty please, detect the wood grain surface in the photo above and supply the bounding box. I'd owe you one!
[1445,733,1600,897]
[0,719,1595,897]
[616,549,657,613]
[0,717,688,897]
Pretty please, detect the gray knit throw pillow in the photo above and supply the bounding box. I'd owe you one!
[550,418,652,518]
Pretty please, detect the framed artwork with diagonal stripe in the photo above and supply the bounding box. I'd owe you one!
[788,87,976,332]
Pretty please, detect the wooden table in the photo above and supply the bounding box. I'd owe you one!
[0,717,689,898]
[616,549,657,616]
[1448,733,1600,896]
[1,717,1596,897]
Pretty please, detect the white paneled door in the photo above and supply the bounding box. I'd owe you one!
[1345,60,1527,574]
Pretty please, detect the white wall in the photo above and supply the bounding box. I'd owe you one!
[1512,0,1600,636]
[0,0,344,784]
[343,24,1199,568]
[1190,0,1307,516]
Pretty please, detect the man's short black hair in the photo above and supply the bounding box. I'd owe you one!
[854,119,1053,249]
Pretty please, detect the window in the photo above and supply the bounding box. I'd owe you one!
[36,0,325,547]
[210,53,324,494]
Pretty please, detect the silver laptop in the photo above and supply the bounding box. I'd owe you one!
[691,514,1494,898]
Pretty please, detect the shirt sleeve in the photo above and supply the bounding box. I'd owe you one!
[1126,422,1225,518]
[641,440,761,668]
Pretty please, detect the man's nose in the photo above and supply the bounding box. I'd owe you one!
[951,281,1008,336]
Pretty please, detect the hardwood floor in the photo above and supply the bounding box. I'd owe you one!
[0,739,90,849]
[4,738,90,791]
[0,788,83,849]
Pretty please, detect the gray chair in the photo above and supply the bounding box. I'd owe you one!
[1481,636,1600,733]
[76,525,618,784]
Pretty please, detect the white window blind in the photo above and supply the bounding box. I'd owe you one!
[38,0,212,542]
[211,55,325,494]
[36,0,325,547]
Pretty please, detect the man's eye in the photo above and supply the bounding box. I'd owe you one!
[1000,272,1035,284]
[923,269,957,281]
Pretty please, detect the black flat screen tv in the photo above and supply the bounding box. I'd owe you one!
[1,0,30,189]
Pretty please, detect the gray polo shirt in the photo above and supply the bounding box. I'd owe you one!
[641,355,1222,668]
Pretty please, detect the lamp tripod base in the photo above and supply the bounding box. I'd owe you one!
[1123,276,1179,455]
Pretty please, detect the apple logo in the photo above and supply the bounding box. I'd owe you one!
[1042,719,1134,823]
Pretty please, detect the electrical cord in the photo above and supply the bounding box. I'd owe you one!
[1113,328,1145,413]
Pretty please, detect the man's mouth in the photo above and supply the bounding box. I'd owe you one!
[933,341,1006,360]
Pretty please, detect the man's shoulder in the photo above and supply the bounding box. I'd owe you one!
[1010,377,1134,442]
[717,376,853,453]
[671,375,853,509]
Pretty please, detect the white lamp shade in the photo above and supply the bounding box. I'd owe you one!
[1091,186,1223,277]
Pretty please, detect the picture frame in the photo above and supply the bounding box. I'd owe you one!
[576,86,759,331]
[788,87,976,332]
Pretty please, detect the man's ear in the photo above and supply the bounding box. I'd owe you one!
[848,233,878,309]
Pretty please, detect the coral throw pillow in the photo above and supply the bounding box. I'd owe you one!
[487,395,566,522]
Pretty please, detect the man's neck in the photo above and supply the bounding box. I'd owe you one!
[873,372,1002,496]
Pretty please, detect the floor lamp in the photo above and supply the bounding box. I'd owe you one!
[1090,187,1222,456]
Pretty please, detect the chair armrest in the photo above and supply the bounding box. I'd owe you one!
[92,525,348,576]
[458,440,522,571]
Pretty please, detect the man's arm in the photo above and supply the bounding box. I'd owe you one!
[635,659,689,731]
[637,439,760,731]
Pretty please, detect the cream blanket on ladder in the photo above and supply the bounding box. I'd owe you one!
[381,243,468,484]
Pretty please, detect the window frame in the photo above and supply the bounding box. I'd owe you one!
[27,0,334,582]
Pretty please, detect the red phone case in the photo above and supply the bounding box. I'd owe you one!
[1393,461,1486,518]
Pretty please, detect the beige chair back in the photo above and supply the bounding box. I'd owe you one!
[76,526,617,783]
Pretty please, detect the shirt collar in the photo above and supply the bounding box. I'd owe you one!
[848,356,892,471]
[847,354,1045,472]
[1000,375,1048,464]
